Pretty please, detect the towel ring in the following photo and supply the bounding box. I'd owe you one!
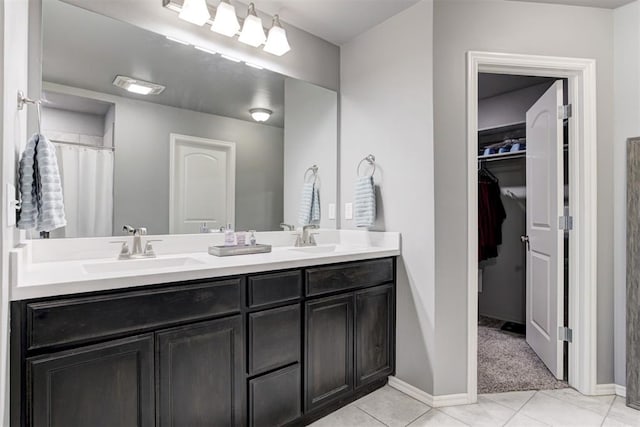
[357,154,376,177]
[304,165,318,182]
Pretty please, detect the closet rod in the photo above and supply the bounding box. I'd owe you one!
[52,140,115,151]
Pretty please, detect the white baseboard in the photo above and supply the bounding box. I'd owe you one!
[387,376,472,408]
[594,383,626,397]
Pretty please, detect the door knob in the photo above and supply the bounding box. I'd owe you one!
[520,235,530,251]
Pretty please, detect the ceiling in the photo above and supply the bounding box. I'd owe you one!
[479,73,555,100]
[237,0,420,45]
[43,0,286,127]
[507,0,635,8]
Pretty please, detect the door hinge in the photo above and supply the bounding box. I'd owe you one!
[559,104,573,120]
[559,215,573,231]
[559,326,573,343]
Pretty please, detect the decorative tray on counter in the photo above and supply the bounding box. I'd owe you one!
[208,244,272,257]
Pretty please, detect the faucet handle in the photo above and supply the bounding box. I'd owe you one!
[280,223,295,231]
[309,232,319,246]
[143,239,161,257]
[110,240,131,259]
[292,232,303,247]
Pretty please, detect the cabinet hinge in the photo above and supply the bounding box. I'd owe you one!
[559,104,573,120]
[559,326,573,343]
[559,215,573,231]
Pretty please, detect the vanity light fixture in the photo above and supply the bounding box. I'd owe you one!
[221,54,241,62]
[178,0,210,25]
[165,35,190,45]
[238,3,266,47]
[211,0,240,37]
[112,75,166,96]
[250,108,272,122]
[263,15,290,56]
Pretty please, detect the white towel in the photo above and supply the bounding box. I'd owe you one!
[354,176,376,228]
[298,181,321,226]
[17,133,66,232]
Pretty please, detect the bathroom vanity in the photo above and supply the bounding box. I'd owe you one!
[9,232,399,427]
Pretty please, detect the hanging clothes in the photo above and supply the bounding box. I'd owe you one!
[478,168,506,262]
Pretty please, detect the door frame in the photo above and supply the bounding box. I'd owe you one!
[466,51,598,401]
[169,133,236,234]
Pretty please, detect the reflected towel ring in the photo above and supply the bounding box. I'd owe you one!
[357,154,376,177]
[304,165,318,182]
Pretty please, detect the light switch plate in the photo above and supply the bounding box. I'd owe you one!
[345,202,353,220]
[328,203,336,220]
[6,183,16,227]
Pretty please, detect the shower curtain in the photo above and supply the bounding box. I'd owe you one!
[51,144,114,238]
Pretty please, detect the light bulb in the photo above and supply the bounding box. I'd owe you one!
[211,0,240,37]
[250,108,272,122]
[178,0,211,26]
[263,15,290,56]
[238,3,266,47]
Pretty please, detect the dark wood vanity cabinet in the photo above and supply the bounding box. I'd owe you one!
[11,257,395,427]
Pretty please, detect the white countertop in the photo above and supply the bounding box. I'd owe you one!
[10,230,400,300]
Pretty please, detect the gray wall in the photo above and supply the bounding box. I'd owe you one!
[283,78,338,229]
[614,0,640,387]
[433,0,615,393]
[341,0,436,393]
[478,82,554,130]
[45,82,284,235]
[61,0,340,91]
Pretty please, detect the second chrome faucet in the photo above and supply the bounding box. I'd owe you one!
[113,225,160,259]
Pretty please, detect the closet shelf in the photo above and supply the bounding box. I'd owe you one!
[477,151,526,162]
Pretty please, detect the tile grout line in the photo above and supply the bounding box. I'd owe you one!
[599,395,617,427]
[499,390,540,427]
[539,389,616,418]
[354,406,392,427]
[404,407,435,427]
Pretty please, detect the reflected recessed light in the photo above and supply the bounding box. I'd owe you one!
[250,108,272,122]
[165,36,190,45]
[245,62,263,70]
[194,45,218,55]
[112,75,166,96]
[221,54,241,62]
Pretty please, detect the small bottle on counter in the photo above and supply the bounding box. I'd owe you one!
[249,230,257,246]
[224,224,236,246]
[236,231,246,246]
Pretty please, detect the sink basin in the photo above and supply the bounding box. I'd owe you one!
[83,257,204,274]
[289,245,338,254]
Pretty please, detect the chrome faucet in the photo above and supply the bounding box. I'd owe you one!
[295,224,319,247]
[280,223,296,231]
[119,225,158,258]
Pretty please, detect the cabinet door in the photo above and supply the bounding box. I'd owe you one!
[249,364,301,427]
[28,334,154,427]
[355,284,394,387]
[156,316,244,427]
[305,294,354,411]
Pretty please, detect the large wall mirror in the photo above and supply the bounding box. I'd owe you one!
[31,0,338,238]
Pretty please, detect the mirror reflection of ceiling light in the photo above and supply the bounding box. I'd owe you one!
[112,76,166,96]
[221,54,241,62]
[165,36,190,45]
[194,45,218,55]
[250,108,272,122]
[178,0,210,25]
[211,0,240,37]
[263,15,290,56]
[238,3,266,47]
[245,62,264,70]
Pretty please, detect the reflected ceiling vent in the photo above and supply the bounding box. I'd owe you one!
[112,75,166,96]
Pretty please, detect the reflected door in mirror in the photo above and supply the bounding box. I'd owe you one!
[170,134,236,234]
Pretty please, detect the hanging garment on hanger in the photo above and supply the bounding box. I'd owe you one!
[478,169,506,262]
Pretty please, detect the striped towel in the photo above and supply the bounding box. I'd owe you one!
[17,133,66,232]
[298,181,320,226]
[355,176,376,228]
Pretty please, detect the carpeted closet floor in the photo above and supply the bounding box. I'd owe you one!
[478,316,569,394]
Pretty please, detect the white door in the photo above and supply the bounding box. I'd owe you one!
[525,81,565,379]
[169,134,235,234]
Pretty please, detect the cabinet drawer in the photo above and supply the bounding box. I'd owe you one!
[247,270,302,308]
[248,304,301,375]
[26,278,241,351]
[305,258,393,297]
[249,364,301,427]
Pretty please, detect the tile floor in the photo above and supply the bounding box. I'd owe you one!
[311,386,640,427]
